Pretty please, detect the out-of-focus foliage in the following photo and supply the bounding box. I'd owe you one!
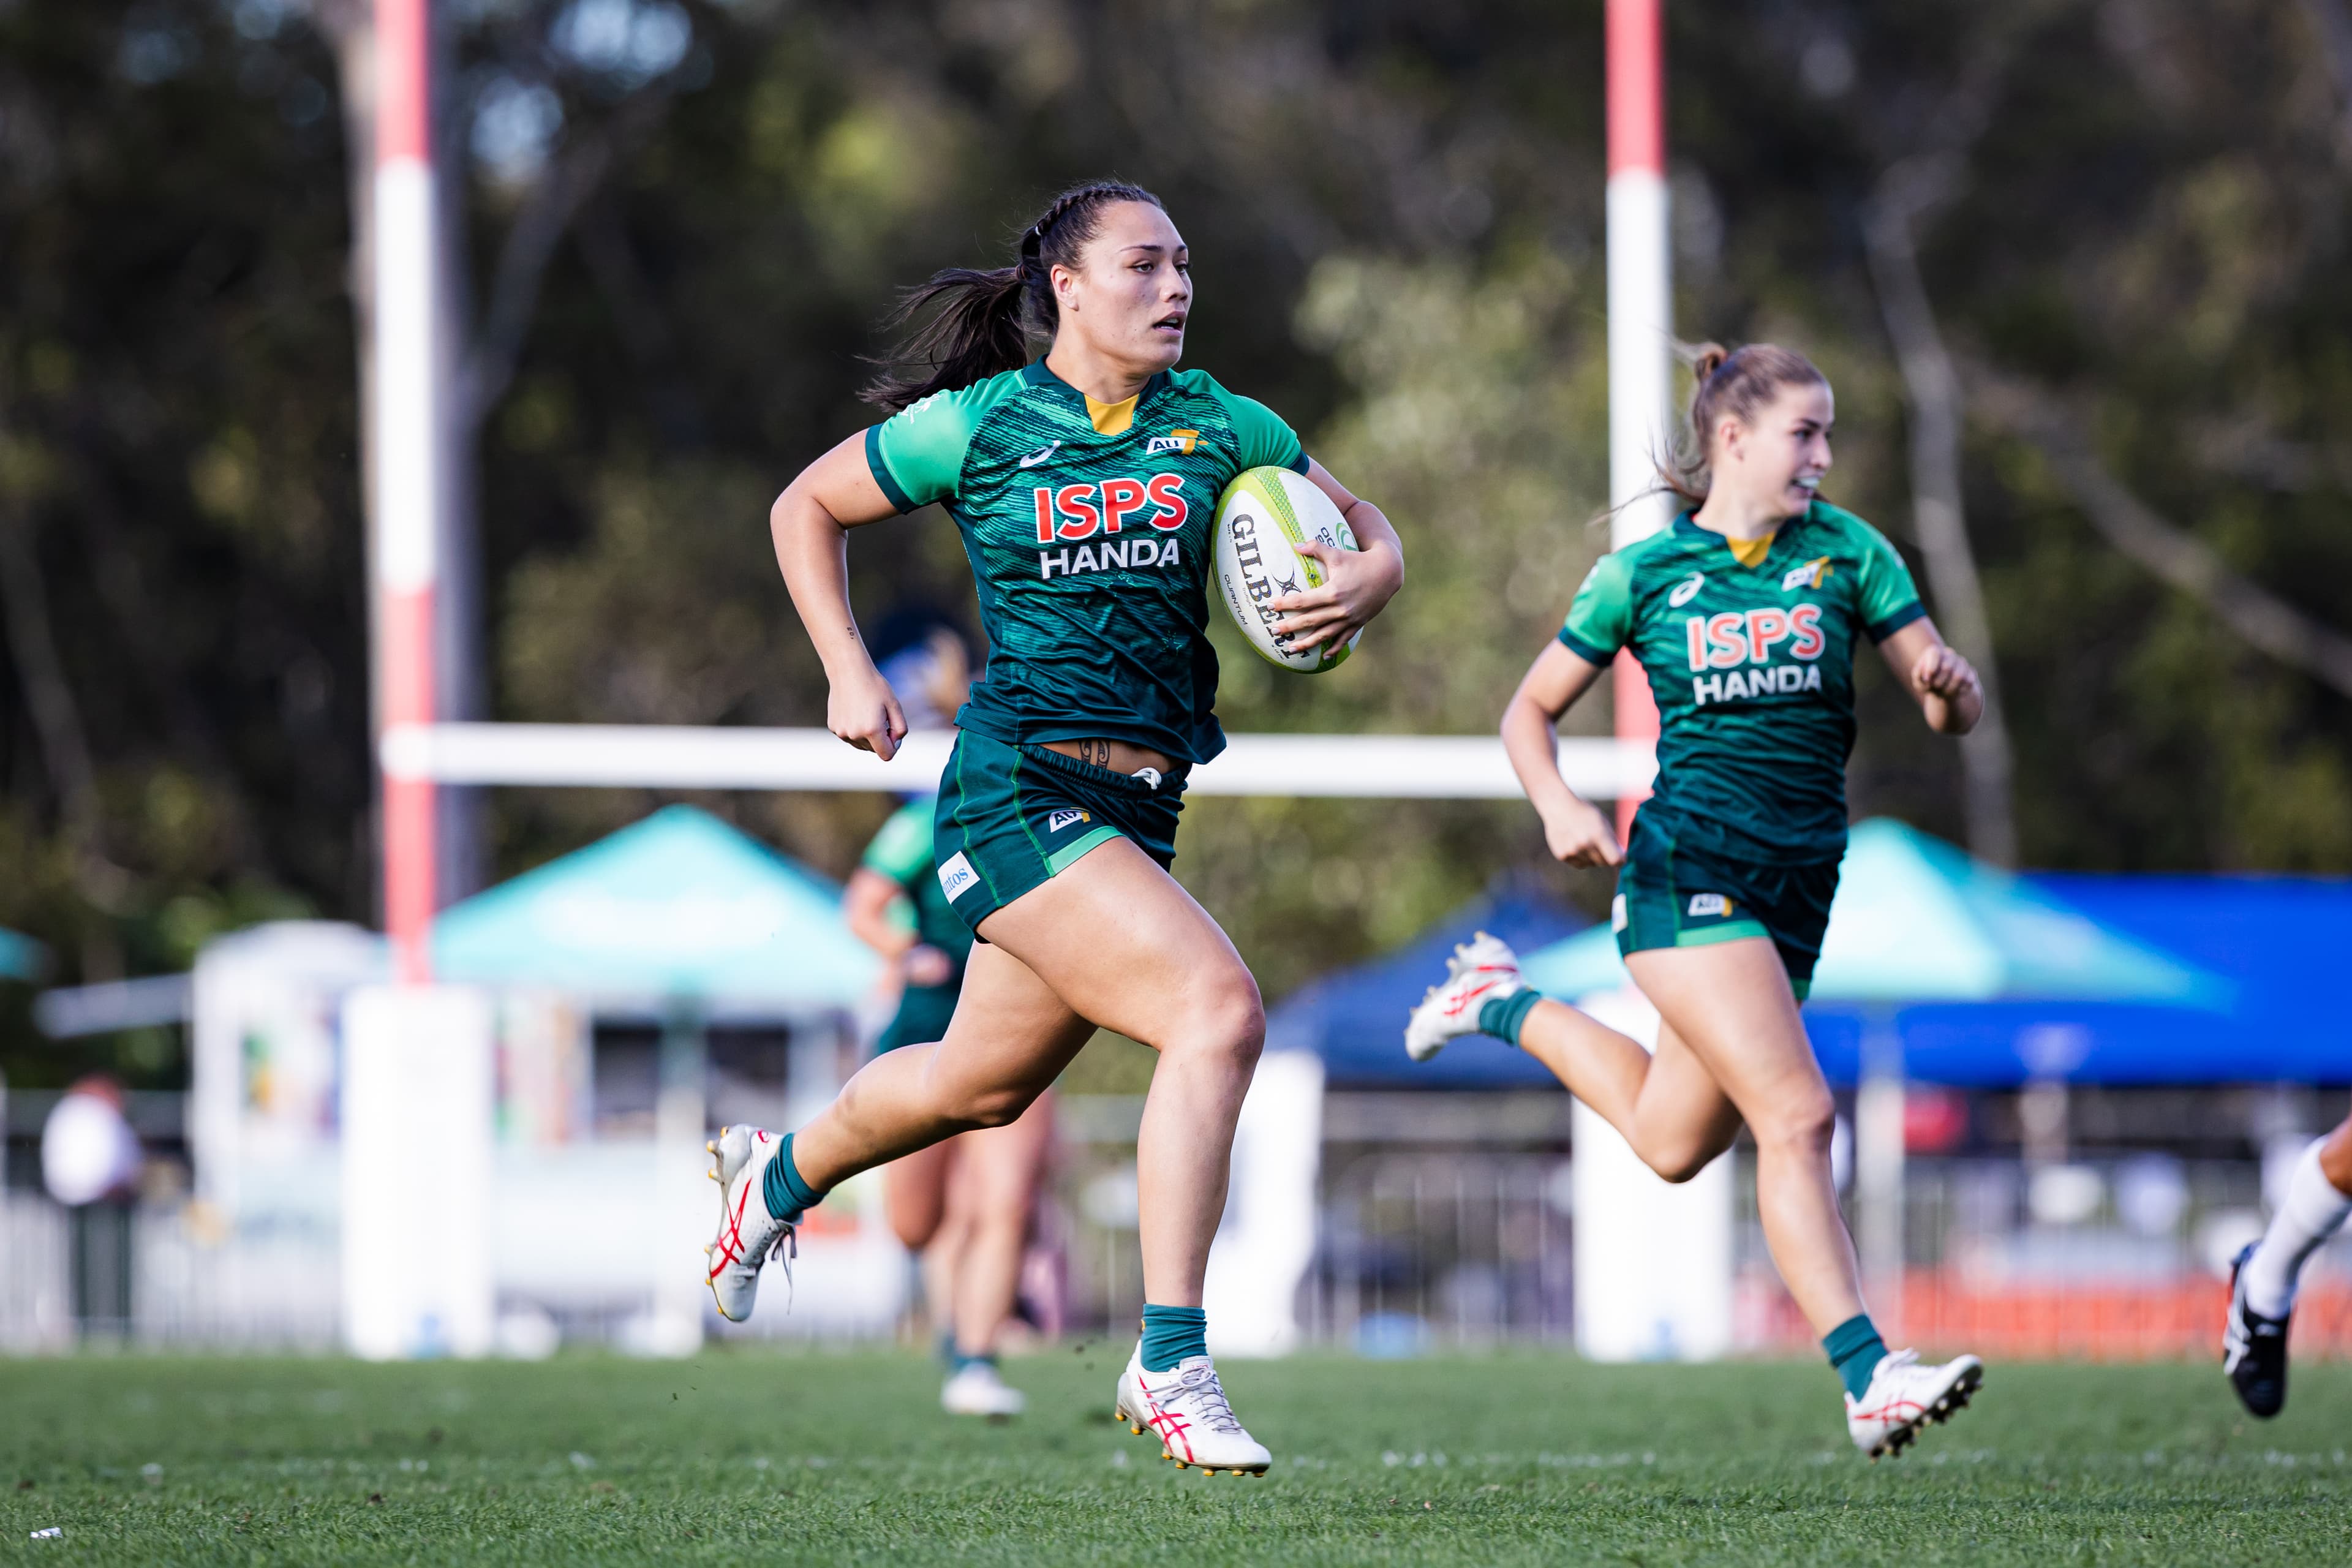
[5,0,2352,1085]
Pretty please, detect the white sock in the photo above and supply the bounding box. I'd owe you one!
[2244,1142,2352,1319]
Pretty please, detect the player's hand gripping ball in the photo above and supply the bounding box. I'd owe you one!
[1213,466,1361,673]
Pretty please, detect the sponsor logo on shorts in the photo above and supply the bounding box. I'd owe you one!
[1046,809,1090,833]
[1668,571,1706,607]
[1781,556,1833,592]
[1686,892,1735,919]
[937,851,981,902]
[1144,429,1200,456]
[1611,894,1628,932]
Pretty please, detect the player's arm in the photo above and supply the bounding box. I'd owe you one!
[1266,461,1404,653]
[1501,641,1623,869]
[843,867,917,959]
[1875,618,1983,737]
[771,433,908,760]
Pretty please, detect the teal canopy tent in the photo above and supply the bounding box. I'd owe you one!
[433,805,880,1015]
[0,927,46,982]
[1520,819,2226,1008]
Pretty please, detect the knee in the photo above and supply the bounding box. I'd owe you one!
[1647,1140,1722,1185]
[1163,975,1265,1073]
[951,1085,1036,1131]
[1751,1091,1837,1159]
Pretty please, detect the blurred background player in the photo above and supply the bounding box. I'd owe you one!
[707,180,1404,1474]
[844,614,1057,1419]
[2225,1108,2352,1417]
[1408,343,1986,1460]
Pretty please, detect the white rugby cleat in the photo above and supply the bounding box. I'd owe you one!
[703,1125,796,1323]
[1845,1349,1983,1460]
[940,1360,1027,1417]
[1114,1343,1270,1476]
[1404,930,1526,1062]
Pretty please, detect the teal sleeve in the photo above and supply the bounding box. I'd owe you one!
[865,385,990,511]
[1556,552,1635,665]
[1853,521,1926,642]
[1207,380,1309,474]
[859,799,937,886]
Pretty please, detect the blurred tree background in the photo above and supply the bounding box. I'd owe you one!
[2,0,2350,1085]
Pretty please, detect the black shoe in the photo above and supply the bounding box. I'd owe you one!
[2224,1242,2290,1419]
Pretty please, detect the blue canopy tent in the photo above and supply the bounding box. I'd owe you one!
[1513,820,2331,1088]
[1265,883,1588,1088]
[433,804,880,1016]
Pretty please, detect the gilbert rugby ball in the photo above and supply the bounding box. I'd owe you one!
[1213,466,1362,673]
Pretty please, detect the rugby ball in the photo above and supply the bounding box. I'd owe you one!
[1213,466,1362,673]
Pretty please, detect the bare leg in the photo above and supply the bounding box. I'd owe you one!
[1627,940,1863,1335]
[2321,1108,2352,1194]
[883,1137,953,1252]
[1515,999,1743,1181]
[945,1091,1056,1357]
[787,840,1261,1309]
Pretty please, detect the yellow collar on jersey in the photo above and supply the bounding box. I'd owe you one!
[1083,391,1139,435]
[1724,533,1773,567]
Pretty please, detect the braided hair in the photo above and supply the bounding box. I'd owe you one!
[1656,341,1830,505]
[862,180,1166,412]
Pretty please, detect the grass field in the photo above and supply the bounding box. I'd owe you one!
[4,1349,2350,1564]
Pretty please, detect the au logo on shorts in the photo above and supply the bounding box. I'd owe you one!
[1046,808,1091,834]
[938,851,981,903]
[1686,892,1735,919]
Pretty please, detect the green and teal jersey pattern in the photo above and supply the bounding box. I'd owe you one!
[1559,502,1925,865]
[859,795,973,971]
[865,361,1308,764]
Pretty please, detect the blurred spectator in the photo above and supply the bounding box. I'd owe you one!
[42,1075,143,1340]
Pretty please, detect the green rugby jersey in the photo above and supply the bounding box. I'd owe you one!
[860,794,973,970]
[1558,502,1925,865]
[865,361,1309,764]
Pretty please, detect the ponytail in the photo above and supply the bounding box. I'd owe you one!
[862,179,1166,412]
[1656,341,1830,505]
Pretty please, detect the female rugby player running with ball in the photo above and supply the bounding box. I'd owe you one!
[1408,343,1986,1460]
[705,181,1403,1475]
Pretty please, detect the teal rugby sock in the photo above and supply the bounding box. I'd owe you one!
[761,1133,826,1223]
[1477,988,1545,1046]
[1823,1313,1888,1401]
[1138,1305,1208,1373]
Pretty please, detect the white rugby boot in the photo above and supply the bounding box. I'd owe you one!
[703,1125,797,1323]
[1405,930,1526,1063]
[940,1360,1027,1418]
[1114,1343,1271,1476]
[1844,1349,1984,1460]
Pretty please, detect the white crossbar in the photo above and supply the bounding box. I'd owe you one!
[380,723,1654,801]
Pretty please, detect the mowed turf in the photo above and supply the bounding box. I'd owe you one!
[2,1350,2349,1564]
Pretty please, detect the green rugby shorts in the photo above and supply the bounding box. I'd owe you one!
[931,730,1184,936]
[1612,807,1841,1000]
[873,979,962,1055]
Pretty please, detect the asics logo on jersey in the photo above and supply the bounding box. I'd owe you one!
[1016,442,1061,468]
[1668,571,1706,606]
[1782,556,1834,592]
[1031,475,1188,543]
[1687,893,1735,918]
[1144,429,1200,456]
[1685,605,1827,671]
[1046,809,1090,832]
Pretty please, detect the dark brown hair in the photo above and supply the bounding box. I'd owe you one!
[1657,341,1830,504]
[861,180,1166,412]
